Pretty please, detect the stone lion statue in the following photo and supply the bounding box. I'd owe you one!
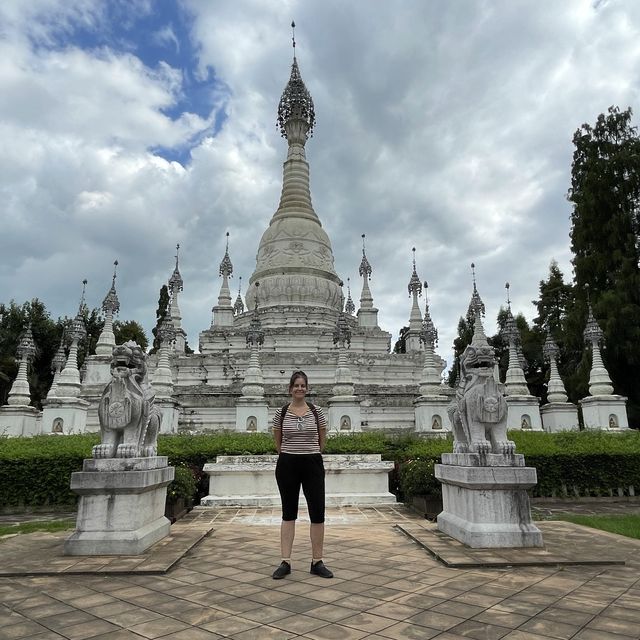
[447,331,515,455]
[93,341,161,458]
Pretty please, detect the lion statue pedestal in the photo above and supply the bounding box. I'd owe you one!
[435,315,543,549]
[65,342,174,556]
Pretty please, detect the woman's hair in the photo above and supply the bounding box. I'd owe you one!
[288,370,309,392]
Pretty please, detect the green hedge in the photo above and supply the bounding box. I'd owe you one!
[1,430,639,508]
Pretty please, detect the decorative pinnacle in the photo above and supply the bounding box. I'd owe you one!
[583,303,604,346]
[542,332,560,362]
[51,338,67,373]
[467,263,485,319]
[219,232,233,278]
[277,26,316,140]
[234,276,245,315]
[246,282,264,348]
[168,243,184,294]
[333,308,352,348]
[505,282,511,310]
[17,323,36,362]
[421,282,438,347]
[157,315,176,345]
[67,280,88,344]
[408,247,423,297]
[291,20,296,51]
[345,278,356,315]
[359,234,372,280]
[102,260,120,315]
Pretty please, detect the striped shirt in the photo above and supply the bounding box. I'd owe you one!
[274,406,327,454]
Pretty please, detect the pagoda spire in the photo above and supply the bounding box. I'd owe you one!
[57,280,88,398]
[234,276,245,316]
[405,248,423,351]
[96,260,120,357]
[583,302,614,395]
[167,244,187,352]
[357,234,379,328]
[502,282,529,395]
[467,262,485,320]
[7,323,36,406]
[418,282,442,396]
[345,278,356,315]
[543,332,568,403]
[244,25,342,318]
[212,232,235,327]
[47,338,67,399]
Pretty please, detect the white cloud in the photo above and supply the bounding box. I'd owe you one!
[1,0,640,365]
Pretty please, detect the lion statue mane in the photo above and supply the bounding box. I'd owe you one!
[93,341,161,459]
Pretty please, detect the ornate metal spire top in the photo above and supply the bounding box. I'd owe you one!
[157,315,176,345]
[67,280,88,344]
[51,338,67,373]
[246,282,265,348]
[583,303,604,346]
[277,23,316,141]
[17,323,36,361]
[333,309,352,348]
[101,260,120,315]
[345,278,356,315]
[542,332,560,362]
[359,233,372,280]
[219,232,233,278]
[505,281,511,310]
[168,243,184,294]
[234,276,245,315]
[421,282,438,347]
[408,247,423,297]
[467,262,485,318]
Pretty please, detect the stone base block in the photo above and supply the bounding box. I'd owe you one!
[0,405,39,437]
[541,403,579,432]
[435,462,543,548]
[65,456,174,556]
[156,398,181,434]
[201,454,395,507]
[328,396,361,432]
[580,395,630,430]
[506,396,543,431]
[414,397,451,432]
[235,400,269,432]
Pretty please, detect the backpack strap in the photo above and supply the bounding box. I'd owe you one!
[279,403,290,430]
[307,402,320,431]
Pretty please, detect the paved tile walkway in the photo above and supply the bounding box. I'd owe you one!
[1,505,640,639]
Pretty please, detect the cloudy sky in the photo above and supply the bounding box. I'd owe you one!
[2,0,639,365]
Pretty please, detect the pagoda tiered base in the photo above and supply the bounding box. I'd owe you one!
[580,395,630,430]
[0,405,39,437]
[541,402,579,432]
[327,395,361,432]
[506,396,543,431]
[414,395,451,432]
[435,453,543,548]
[235,398,269,432]
[65,456,174,556]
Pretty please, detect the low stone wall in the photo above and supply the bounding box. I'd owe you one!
[201,454,396,507]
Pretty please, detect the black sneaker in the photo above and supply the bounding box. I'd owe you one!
[310,560,333,578]
[272,561,291,580]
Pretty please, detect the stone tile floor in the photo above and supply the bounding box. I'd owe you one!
[1,504,640,639]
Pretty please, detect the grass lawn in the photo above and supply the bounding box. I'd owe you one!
[0,520,75,538]
[557,514,640,540]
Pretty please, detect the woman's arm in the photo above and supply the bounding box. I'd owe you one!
[273,409,282,453]
[317,407,327,452]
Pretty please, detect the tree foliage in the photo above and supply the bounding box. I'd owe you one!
[151,285,170,353]
[567,106,640,424]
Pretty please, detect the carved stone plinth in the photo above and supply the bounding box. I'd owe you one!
[328,396,361,432]
[580,395,630,430]
[435,453,543,548]
[506,396,543,431]
[65,456,174,556]
[540,402,579,432]
[0,405,39,437]
[202,454,395,507]
[235,398,269,432]
[414,396,451,433]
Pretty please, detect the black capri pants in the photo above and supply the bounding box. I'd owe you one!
[275,453,325,523]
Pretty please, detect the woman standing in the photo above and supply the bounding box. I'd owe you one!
[271,371,333,579]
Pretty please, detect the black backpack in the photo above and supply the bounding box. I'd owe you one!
[279,402,320,430]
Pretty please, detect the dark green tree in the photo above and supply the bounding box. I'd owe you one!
[114,320,148,351]
[151,285,170,353]
[567,106,640,425]
[393,326,409,354]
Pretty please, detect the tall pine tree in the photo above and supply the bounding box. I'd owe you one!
[568,106,640,425]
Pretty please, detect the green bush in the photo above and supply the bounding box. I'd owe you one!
[1,429,639,508]
[167,464,198,504]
